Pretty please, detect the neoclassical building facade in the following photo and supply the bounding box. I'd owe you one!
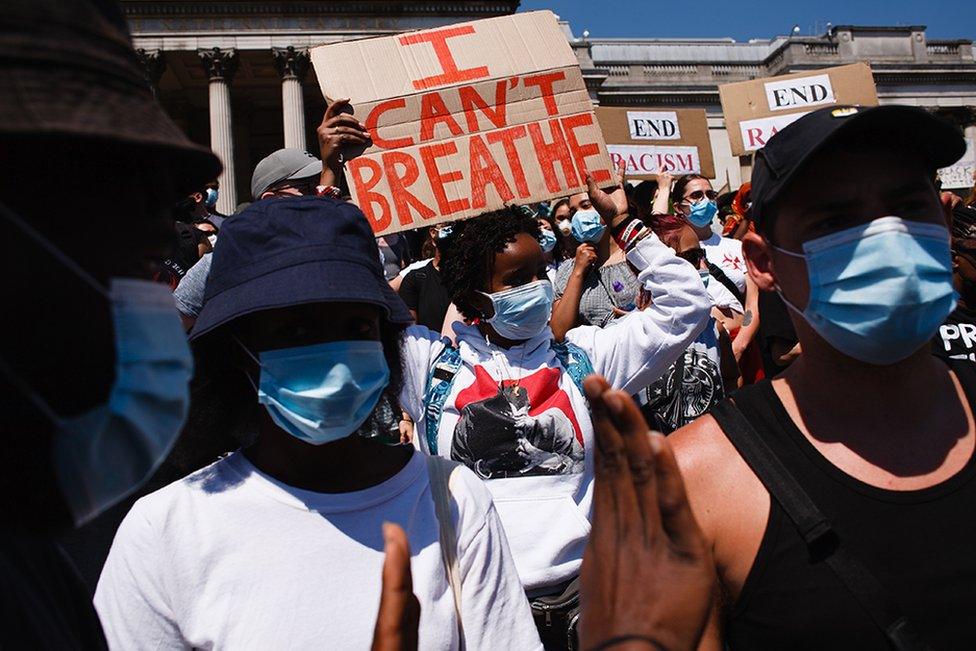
[124,1,976,213]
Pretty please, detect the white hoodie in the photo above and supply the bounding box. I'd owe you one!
[400,232,711,591]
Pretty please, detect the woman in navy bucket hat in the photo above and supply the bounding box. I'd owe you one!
[94,196,542,649]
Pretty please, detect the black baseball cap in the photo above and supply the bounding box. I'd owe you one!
[750,104,966,231]
[190,196,412,341]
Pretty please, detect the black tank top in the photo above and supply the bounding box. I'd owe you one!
[722,367,976,650]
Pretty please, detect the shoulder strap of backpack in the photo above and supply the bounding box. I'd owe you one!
[706,262,745,306]
[422,344,463,456]
[426,455,465,648]
[550,340,595,397]
[710,399,933,651]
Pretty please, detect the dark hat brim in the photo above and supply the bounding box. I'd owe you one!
[189,257,414,342]
[0,66,221,197]
[753,105,966,226]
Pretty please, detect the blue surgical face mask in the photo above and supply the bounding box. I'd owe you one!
[480,280,555,341]
[0,204,192,526]
[539,228,557,253]
[687,198,718,228]
[437,225,453,240]
[773,216,956,365]
[571,209,606,243]
[245,340,391,445]
[204,187,219,208]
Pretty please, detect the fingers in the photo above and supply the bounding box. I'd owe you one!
[605,389,662,541]
[323,97,352,122]
[614,160,627,187]
[372,523,420,651]
[651,434,708,556]
[584,376,639,537]
[585,171,599,199]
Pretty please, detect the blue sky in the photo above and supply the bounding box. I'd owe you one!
[518,0,976,41]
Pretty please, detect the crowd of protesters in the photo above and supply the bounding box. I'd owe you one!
[4,1,976,650]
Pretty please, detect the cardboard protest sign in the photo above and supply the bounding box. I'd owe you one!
[719,63,878,156]
[310,11,614,235]
[595,107,715,179]
[939,137,975,190]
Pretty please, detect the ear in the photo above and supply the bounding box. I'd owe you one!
[191,191,204,204]
[466,291,494,319]
[741,231,778,292]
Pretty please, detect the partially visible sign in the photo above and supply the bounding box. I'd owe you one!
[596,107,714,179]
[719,63,878,156]
[309,11,614,235]
[939,137,976,190]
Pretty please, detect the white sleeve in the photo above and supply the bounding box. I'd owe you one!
[398,324,447,424]
[566,232,711,395]
[707,279,744,314]
[455,490,543,649]
[94,501,184,650]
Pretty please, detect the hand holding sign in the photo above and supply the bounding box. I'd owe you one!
[318,99,371,187]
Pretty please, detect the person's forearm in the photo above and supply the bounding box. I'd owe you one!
[551,273,586,341]
[651,190,669,216]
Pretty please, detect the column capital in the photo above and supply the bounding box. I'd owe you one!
[272,46,310,81]
[135,48,166,89]
[198,47,239,83]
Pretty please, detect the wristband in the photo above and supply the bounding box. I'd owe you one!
[586,634,667,651]
[315,185,342,200]
[610,215,650,252]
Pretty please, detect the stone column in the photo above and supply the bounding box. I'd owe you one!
[199,47,239,214]
[272,47,311,150]
[135,48,166,98]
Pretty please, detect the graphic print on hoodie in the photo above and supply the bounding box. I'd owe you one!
[451,366,584,479]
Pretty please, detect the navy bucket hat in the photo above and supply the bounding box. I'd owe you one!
[190,196,412,340]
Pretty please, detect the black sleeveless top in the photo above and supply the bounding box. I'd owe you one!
[721,370,976,650]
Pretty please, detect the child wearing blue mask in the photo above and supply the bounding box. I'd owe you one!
[397,177,711,646]
[95,197,541,650]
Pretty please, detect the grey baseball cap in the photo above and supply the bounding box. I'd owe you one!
[250,148,322,199]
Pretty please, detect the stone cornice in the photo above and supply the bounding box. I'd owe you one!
[122,2,519,18]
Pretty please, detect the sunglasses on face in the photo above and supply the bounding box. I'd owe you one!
[682,189,718,204]
[677,248,706,266]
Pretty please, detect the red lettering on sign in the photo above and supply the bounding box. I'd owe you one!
[676,154,693,171]
[399,26,490,90]
[523,71,566,116]
[745,128,766,149]
[469,134,514,209]
[609,152,623,169]
[365,99,413,150]
[459,80,508,133]
[420,142,470,216]
[419,92,464,142]
[639,154,654,172]
[348,158,391,232]
[486,125,530,198]
[529,119,578,193]
[561,113,610,184]
[381,151,434,226]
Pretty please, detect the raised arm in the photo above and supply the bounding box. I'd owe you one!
[567,232,711,395]
[550,244,596,342]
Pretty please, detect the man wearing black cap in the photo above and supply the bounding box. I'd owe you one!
[670,105,976,649]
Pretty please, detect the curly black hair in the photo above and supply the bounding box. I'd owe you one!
[441,207,542,321]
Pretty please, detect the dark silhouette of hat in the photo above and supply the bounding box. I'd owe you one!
[0,0,220,193]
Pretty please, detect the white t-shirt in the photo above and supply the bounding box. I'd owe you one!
[94,450,540,650]
[701,233,747,295]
